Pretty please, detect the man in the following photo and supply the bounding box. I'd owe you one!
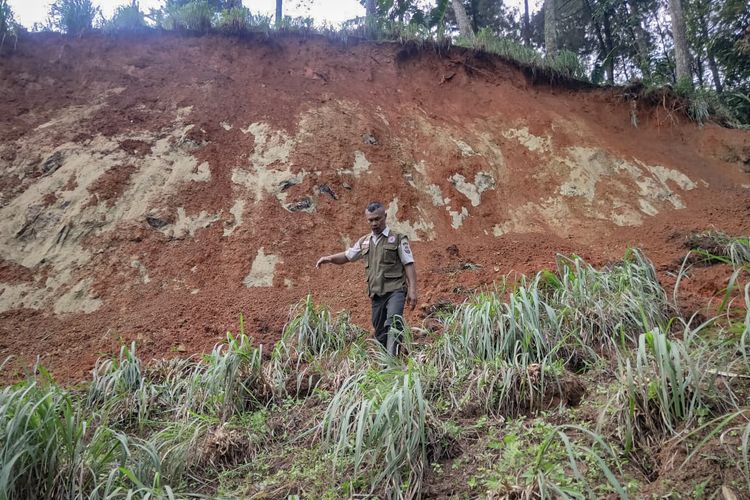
[316,201,417,355]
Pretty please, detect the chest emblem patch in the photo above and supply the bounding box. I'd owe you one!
[387,235,396,244]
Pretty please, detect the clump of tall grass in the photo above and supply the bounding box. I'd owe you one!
[86,342,160,430]
[434,279,559,372]
[549,249,672,354]
[184,332,266,421]
[436,356,564,418]
[615,329,733,452]
[742,283,750,360]
[266,296,370,400]
[282,294,359,358]
[686,230,750,270]
[47,0,99,35]
[433,250,670,373]
[468,27,587,81]
[321,366,441,498]
[0,382,130,499]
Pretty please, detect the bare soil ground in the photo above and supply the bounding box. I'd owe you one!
[0,32,748,382]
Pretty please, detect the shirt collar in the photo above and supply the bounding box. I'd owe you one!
[370,227,390,240]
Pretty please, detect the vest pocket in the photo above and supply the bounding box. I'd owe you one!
[383,248,398,264]
[384,271,403,278]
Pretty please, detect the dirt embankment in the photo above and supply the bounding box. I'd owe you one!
[0,32,748,381]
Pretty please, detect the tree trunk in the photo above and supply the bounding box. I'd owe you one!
[699,14,723,92]
[544,0,557,56]
[653,10,674,75]
[366,0,377,38]
[275,0,282,27]
[523,0,531,46]
[603,14,614,83]
[451,0,475,40]
[627,0,651,79]
[694,54,705,86]
[668,0,691,86]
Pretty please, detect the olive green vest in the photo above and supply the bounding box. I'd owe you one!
[361,232,407,298]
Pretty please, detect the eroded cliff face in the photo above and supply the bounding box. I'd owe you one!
[1,32,748,380]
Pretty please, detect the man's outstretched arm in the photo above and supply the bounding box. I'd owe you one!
[404,263,417,310]
[316,252,350,268]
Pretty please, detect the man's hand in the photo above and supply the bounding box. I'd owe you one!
[406,287,417,311]
[315,256,330,269]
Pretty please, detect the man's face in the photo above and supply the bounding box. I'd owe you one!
[365,208,386,235]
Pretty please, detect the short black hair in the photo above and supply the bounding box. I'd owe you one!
[366,201,384,212]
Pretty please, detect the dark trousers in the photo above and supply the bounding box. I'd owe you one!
[371,290,405,356]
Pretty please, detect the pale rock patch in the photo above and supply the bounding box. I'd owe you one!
[0,283,48,313]
[131,259,151,284]
[450,172,496,207]
[243,248,280,288]
[338,151,371,177]
[162,207,221,239]
[241,122,295,168]
[232,167,307,204]
[0,109,215,313]
[502,127,552,153]
[448,206,469,229]
[223,199,245,236]
[493,197,572,237]
[387,199,436,241]
[556,147,697,226]
[427,185,445,207]
[54,278,102,314]
[191,162,211,182]
[453,139,477,157]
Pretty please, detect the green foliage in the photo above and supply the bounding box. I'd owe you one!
[0,0,19,50]
[686,230,750,269]
[0,383,130,499]
[104,2,147,32]
[1,248,748,497]
[616,329,731,451]
[282,294,355,357]
[469,27,587,81]
[321,366,439,497]
[159,0,215,32]
[47,0,99,35]
[216,6,251,33]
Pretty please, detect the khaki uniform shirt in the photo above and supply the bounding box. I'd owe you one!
[345,227,414,265]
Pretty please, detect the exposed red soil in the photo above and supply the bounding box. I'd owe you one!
[0,32,748,382]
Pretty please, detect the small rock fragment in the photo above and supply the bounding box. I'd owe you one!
[41,151,64,175]
[319,184,338,200]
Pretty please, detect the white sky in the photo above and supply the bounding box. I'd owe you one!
[8,0,541,30]
[9,0,365,28]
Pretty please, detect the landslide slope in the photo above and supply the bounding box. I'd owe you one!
[1,33,748,380]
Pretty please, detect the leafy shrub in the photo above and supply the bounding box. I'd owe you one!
[160,0,214,32]
[216,6,251,33]
[47,0,99,35]
[0,0,19,50]
[105,2,147,32]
